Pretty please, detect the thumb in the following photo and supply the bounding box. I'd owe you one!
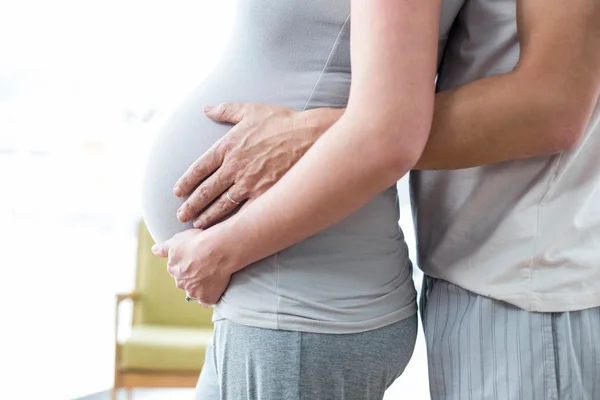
[151,242,168,257]
[204,102,245,124]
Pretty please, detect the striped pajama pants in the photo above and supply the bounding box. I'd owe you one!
[421,276,600,400]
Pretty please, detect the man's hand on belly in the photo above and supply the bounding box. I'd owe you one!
[172,102,344,228]
[151,228,233,306]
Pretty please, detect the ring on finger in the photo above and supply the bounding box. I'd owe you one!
[226,190,240,205]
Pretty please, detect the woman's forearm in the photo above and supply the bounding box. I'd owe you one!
[302,107,346,137]
[218,112,428,273]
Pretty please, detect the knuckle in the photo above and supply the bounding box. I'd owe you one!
[218,199,233,214]
[175,279,186,290]
[228,159,245,176]
[220,167,235,183]
[199,214,216,228]
[236,181,252,197]
[218,102,231,118]
[191,162,205,179]
[197,185,213,202]
[184,201,198,215]
[198,295,210,305]
[168,248,181,264]
[219,139,235,154]
[230,156,245,170]
[244,117,258,127]
[166,262,176,277]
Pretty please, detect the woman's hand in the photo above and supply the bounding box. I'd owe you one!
[151,228,236,306]
[173,102,343,228]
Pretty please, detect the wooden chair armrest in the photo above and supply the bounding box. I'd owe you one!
[116,291,138,305]
[115,291,139,345]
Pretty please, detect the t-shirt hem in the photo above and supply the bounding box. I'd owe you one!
[427,274,600,312]
[527,292,600,313]
[212,302,418,334]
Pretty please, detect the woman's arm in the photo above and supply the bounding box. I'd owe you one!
[212,0,441,273]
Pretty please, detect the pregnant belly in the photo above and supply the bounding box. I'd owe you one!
[141,101,401,246]
[141,67,336,243]
[141,89,232,243]
[141,74,403,244]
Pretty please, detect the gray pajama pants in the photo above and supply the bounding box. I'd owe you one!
[421,276,600,400]
[196,342,221,400]
[196,316,417,400]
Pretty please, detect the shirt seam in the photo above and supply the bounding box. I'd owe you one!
[528,152,563,309]
[274,252,281,330]
[301,12,351,111]
[276,13,349,328]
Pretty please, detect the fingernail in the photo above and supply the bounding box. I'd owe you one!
[151,244,159,254]
[193,219,203,228]
[173,186,183,197]
[204,105,214,113]
[177,209,186,221]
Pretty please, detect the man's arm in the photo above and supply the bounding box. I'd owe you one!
[415,0,600,170]
[211,0,441,272]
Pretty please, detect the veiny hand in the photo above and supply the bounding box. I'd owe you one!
[173,102,342,228]
[151,228,233,306]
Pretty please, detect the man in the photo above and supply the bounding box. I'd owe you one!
[412,1,600,398]
[157,0,600,398]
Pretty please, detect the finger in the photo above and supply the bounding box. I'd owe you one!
[196,295,216,307]
[204,102,251,124]
[193,187,247,228]
[174,142,223,197]
[177,170,231,222]
[197,197,254,228]
[175,278,186,291]
[151,242,168,257]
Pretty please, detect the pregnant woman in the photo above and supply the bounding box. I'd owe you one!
[143,0,462,398]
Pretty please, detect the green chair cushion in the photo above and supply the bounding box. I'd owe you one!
[120,325,213,372]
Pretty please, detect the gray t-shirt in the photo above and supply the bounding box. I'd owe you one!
[142,0,464,333]
[412,0,600,312]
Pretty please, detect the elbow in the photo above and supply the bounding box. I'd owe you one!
[383,117,433,176]
[518,71,596,154]
[379,125,430,177]
[391,142,426,173]
[546,105,592,153]
[345,95,434,177]
[550,129,583,153]
[512,65,597,154]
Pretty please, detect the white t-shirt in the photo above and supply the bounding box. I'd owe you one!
[412,0,600,312]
